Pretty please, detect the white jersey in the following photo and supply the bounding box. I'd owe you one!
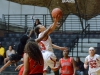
[38,32,53,52]
[38,32,58,71]
[85,54,100,73]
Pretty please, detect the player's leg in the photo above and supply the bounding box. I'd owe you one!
[0,54,22,72]
[4,57,9,64]
[43,62,48,75]
[53,60,60,75]
[42,51,49,75]
[0,60,12,72]
[42,51,59,75]
[46,52,59,71]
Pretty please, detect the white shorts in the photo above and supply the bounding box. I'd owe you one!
[88,70,100,75]
[42,50,59,71]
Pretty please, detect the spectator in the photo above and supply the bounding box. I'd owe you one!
[4,45,15,65]
[34,19,42,28]
[31,19,42,38]
[75,57,84,75]
[0,42,5,65]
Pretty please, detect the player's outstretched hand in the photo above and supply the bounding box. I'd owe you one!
[53,14,61,22]
[15,64,23,71]
[84,64,88,69]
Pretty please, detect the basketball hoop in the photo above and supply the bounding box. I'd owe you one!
[62,0,75,3]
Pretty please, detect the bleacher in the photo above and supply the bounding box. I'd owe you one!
[50,32,78,59]
[0,31,99,74]
[0,33,24,75]
[0,32,78,58]
[73,32,100,61]
[0,33,24,50]
[0,66,19,75]
[0,31,78,74]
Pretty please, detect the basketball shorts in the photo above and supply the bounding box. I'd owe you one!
[88,70,100,75]
[41,50,59,71]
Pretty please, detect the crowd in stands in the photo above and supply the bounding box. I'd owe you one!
[0,43,17,66]
[4,45,16,66]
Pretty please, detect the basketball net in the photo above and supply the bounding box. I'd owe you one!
[62,0,75,3]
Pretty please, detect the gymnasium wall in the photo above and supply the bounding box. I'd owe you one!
[0,0,49,18]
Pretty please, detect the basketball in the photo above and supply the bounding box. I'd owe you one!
[51,8,63,19]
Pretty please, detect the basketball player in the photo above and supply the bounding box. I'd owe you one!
[84,47,100,75]
[0,14,60,73]
[55,47,76,75]
[34,24,66,75]
[19,39,44,75]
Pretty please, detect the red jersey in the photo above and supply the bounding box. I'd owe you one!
[60,57,74,75]
[19,58,44,75]
[29,58,44,74]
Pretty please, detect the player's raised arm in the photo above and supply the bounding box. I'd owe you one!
[52,44,67,51]
[0,61,12,72]
[35,15,60,43]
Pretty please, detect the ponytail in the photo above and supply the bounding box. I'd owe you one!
[34,25,40,38]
